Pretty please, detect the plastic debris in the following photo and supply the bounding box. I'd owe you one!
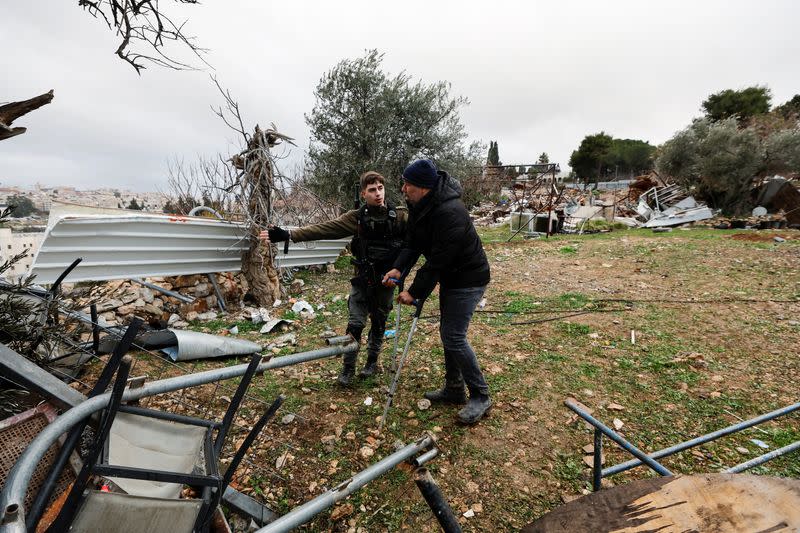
[384,329,396,339]
[751,439,770,449]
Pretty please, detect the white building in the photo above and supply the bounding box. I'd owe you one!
[0,228,44,279]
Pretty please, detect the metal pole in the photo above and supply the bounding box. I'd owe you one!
[256,435,435,533]
[592,428,602,492]
[565,399,672,477]
[724,441,800,473]
[379,299,424,430]
[0,342,358,528]
[391,280,404,372]
[206,273,227,312]
[414,468,462,533]
[603,401,800,477]
[90,303,100,354]
[130,277,195,304]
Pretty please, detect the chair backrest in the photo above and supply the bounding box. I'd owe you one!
[69,491,203,533]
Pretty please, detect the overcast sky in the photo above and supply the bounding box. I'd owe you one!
[2,0,799,192]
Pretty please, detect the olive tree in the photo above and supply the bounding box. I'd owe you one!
[305,50,482,208]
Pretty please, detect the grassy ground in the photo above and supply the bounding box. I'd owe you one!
[142,225,800,531]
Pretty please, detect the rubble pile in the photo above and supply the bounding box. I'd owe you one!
[68,272,244,328]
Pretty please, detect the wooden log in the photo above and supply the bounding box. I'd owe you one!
[0,90,54,141]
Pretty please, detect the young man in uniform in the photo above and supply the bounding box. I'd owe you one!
[262,171,407,386]
[382,159,492,425]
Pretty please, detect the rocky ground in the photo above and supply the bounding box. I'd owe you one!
[80,225,800,532]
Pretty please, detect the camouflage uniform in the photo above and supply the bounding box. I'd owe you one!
[291,204,407,380]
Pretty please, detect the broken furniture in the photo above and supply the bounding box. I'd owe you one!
[46,353,284,533]
[0,341,359,531]
[0,404,79,525]
[522,473,800,532]
[565,398,800,492]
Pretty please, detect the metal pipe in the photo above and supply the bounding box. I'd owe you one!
[188,206,224,220]
[207,273,227,312]
[256,435,435,533]
[130,277,195,304]
[414,468,462,533]
[412,448,439,468]
[603,401,800,477]
[592,428,602,491]
[565,399,672,477]
[90,303,100,354]
[0,342,358,527]
[724,440,800,473]
[325,335,354,346]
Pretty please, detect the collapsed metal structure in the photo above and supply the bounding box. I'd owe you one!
[565,398,800,492]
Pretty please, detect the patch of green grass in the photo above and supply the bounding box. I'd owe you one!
[555,292,590,309]
[503,291,542,313]
[559,246,577,255]
[334,252,353,270]
[553,453,586,492]
[557,322,591,336]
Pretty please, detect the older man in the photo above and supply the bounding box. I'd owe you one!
[383,159,492,425]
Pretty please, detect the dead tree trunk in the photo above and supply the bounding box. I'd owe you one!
[0,90,54,141]
[232,125,283,305]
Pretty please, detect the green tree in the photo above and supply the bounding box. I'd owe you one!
[657,117,800,215]
[487,141,501,165]
[5,195,37,217]
[537,152,549,164]
[569,132,613,183]
[607,138,656,176]
[774,94,800,119]
[127,198,143,210]
[305,50,482,208]
[702,86,772,123]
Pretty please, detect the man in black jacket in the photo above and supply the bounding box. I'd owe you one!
[382,159,492,425]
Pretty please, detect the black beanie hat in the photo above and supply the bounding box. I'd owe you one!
[402,159,440,189]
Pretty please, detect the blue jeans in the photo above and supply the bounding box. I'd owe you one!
[439,285,490,397]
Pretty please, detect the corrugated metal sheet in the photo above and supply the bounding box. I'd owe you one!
[276,235,350,269]
[29,212,349,284]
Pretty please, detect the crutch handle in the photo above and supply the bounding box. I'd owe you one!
[412,298,425,318]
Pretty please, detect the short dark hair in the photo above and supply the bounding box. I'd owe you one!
[360,171,385,191]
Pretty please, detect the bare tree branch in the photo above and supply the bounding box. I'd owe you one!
[0,90,54,141]
[78,0,208,73]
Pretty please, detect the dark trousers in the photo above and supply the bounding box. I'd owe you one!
[439,285,490,397]
[345,280,394,367]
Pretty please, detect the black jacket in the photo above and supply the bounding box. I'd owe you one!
[393,171,490,300]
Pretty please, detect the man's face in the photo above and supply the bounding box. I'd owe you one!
[401,180,430,205]
[361,181,385,207]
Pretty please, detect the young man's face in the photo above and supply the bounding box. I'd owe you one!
[361,181,385,207]
[401,180,430,205]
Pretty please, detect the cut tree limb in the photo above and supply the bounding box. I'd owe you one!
[0,90,54,141]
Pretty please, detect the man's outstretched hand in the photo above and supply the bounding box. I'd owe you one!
[259,226,290,243]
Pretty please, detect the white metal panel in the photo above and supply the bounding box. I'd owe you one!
[29,214,350,284]
[277,236,351,269]
[30,214,250,283]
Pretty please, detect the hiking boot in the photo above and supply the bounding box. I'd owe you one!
[457,394,492,425]
[423,387,467,405]
[337,365,356,387]
[358,359,380,378]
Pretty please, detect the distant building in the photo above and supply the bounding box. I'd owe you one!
[0,228,44,279]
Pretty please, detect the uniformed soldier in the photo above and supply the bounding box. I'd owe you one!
[261,171,408,386]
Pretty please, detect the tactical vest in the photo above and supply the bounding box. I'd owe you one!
[350,204,404,268]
